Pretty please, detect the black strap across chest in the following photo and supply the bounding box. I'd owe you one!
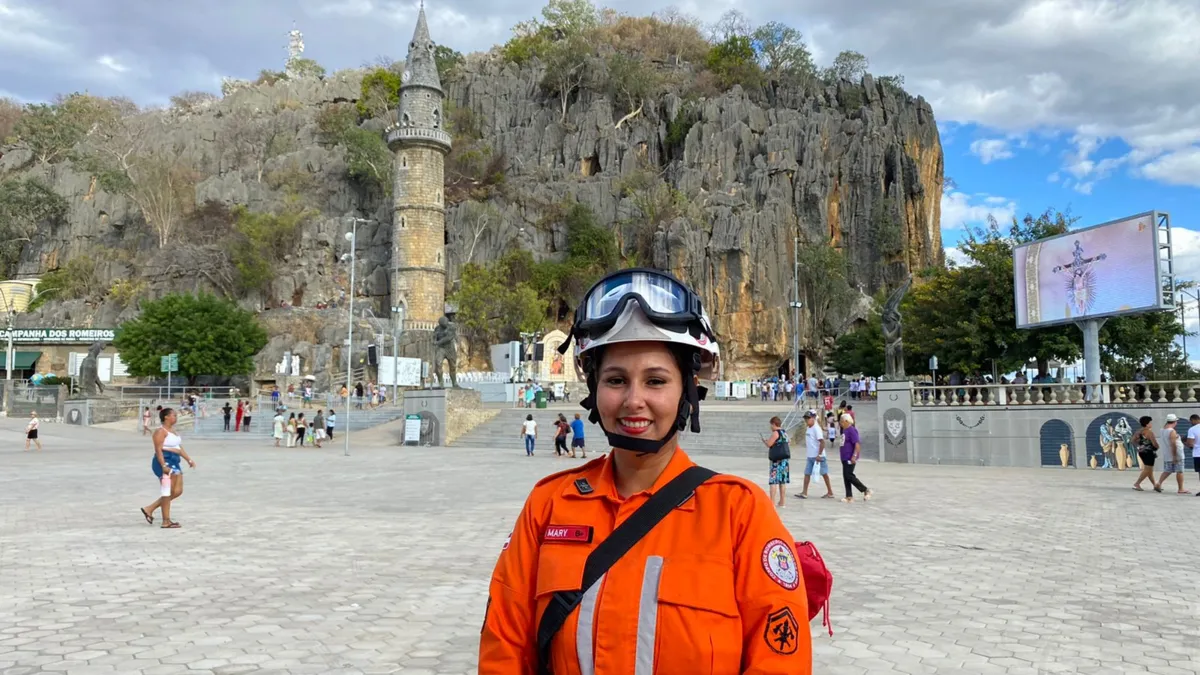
[534,465,717,674]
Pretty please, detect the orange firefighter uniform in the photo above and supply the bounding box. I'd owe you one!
[480,447,813,674]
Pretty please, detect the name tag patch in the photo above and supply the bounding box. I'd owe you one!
[544,525,593,544]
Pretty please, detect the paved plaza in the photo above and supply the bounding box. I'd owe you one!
[2,418,1199,674]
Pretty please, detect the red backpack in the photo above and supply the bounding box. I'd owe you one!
[795,540,833,636]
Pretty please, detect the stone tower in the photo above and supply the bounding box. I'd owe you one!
[387,6,451,332]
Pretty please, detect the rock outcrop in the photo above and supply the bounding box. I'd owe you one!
[3,55,943,380]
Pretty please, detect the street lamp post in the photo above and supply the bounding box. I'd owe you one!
[1,290,14,389]
[343,217,371,457]
[391,304,405,403]
[1179,288,1200,372]
[790,236,803,380]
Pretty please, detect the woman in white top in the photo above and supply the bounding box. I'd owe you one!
[25,411,41,451]
[520,414,537,457]
[140,408,195,529]
[273,411,285,447]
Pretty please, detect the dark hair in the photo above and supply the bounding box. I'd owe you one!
[526,414,533,421]
[1191,414,1200,422]
[769,416,782,426]
[1140,415,1153,427]
[159,407,174,423]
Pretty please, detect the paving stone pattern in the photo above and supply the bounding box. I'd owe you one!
[1,419,1198,674]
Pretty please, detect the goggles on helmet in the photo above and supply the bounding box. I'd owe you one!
[571,268,711,341]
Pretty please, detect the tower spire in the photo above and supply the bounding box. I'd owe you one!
[401,4,442,92]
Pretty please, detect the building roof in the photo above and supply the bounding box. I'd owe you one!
[400,7,443,94]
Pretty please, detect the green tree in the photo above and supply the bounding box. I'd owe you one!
[797,241,856,370]
[227,205,315,293]
[113,293,268,385]
[316,104,393,195]
[287,57,326,79]
[751,21,815,79]
[0,177,68,276]
[434,45,465,82]
[9,94,118,165]
[540,0,599,36]
[829,313,885,376]
[450,262,547,361]
[0,97,23,143]
[705,35,762,90]
[605,52,658,127]
[358,68,403,119]
[827,50,869,82]
[541,35,591,122]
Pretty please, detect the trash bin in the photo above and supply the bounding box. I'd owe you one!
[535,390,548,409]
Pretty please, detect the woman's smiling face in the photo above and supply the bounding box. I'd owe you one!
[595,342,683,443]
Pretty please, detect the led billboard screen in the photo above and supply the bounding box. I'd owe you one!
[1013,212,1167,328]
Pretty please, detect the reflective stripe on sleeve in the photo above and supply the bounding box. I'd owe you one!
[575,573,605,675]
[634,556,665,675]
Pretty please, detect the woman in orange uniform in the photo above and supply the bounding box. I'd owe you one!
[480,268,812,674]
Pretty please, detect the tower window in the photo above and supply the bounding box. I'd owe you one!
[433,109,440,129]
[401,155,407,168]
[400,216,407,228]
[402,112,411,127]
[436,251,442,264]
[436,190,441,204]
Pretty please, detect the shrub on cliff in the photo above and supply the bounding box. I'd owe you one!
[0,177,68,276]
[228,205,316,294]
[316,103,392,196]
[358,68,402,119]
[705,35,762,91]
[113,293,269,384]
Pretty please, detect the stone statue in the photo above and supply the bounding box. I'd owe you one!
[882,276,913,381]
[432,315,459,388]
[77,341,106,397]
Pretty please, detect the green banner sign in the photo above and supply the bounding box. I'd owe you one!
[0,328,116,344]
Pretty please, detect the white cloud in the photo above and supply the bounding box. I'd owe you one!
[1139,148,1200,188]
[944,246,973,268]
[940,190,1017,231]
[785,0,1200,191]
[96,55,128,73]
[969,138,1014,164]
[0,0,70,55]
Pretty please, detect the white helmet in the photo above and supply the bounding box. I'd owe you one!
[575,302,720,380]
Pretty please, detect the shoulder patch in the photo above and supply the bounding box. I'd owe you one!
[764,606,800,655]
[761,538,800,590]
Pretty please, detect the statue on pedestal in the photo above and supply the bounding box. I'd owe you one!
[77,341,106,397]
[432,315,459,388]
[882,276,913,381]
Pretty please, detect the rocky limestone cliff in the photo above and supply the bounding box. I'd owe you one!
[2,55,942,380]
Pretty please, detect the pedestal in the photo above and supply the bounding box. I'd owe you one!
[877,381,914,463]
[401,387,488,446]
[63,397,121,426]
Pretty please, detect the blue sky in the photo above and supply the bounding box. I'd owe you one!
[2,0,1199,356]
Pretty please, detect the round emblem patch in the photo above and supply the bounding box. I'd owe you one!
[761,538,799,590]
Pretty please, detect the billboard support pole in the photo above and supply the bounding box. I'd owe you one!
[1076,318,1107,402]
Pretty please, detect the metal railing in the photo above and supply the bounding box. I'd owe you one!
[912,380,1200,407]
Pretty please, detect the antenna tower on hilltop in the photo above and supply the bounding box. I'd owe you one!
[286,21,305,70]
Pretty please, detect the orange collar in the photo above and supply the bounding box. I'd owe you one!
[562,447,699,511]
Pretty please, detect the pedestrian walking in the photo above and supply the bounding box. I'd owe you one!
[296,413,308,447]
[1132,416,1159,490]
[569,412,587,458]
[520,414,537,456]
[142,407,152,435]
[839,413,871,502]
[221,401,232,431]
[272,410,285,447]
[1155,414,1190,494]
[242,401,253,432]
[553,414,570,457]
[797,410,834,499]
[25,411,41,451]
[139,407,195,529]
[234,399,244,432]
[326,409,336,440]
